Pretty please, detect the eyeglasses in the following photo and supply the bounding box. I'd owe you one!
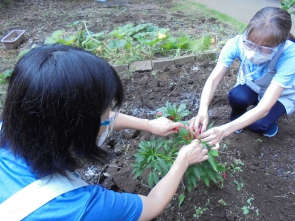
[100,109,120,138]
[243,38,277,55]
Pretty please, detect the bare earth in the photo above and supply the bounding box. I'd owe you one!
[1,0,295,220]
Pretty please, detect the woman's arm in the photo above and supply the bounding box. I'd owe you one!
[138,139,208,221]
[113,113,186,136]
[201,83,284,145]
[190,63,228,132]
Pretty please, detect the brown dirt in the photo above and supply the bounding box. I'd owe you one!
[1,1,295,220]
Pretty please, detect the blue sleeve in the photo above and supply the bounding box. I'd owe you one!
[26,185,143,221]
[272,41,295,88]
[217,35,243,68]
[81,185,143,221]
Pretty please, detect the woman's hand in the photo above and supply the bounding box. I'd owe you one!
[199,126,226,149]
[177,139,209,166]
[189,113,209,134]
[139,139,208,221]
[147,117,185,136]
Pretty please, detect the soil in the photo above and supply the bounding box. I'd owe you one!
[1,1,295,220]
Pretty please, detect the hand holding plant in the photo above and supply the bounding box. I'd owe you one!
[147,116,185,136]
[177,139,208,167]
[199,125,227,149]
[132,102,226,193]
[189,112,209,134]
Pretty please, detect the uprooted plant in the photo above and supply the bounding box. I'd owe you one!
[45,21,215,65]
[1,21,216,81]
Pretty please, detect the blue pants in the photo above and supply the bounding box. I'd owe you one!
[228,84,286,133]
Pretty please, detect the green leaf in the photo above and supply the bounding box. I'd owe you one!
[188,39,203,51]
[90,32,105,38]
[177,103,186,113]
[153,161,162,172]
[176,36,189,49]
[207,154,218,171]
[138,140,147,149]
[147,155,153,163]
[52,30,63,39]
[147,38,161,46]
[55,38,72,45]
[187,183,193,192]
[147,172,154,188]
[161,42,174,50]
[178,193,185,208]
[156,106,168,116]
[192,165,202,179]
[242,206,249,215]
[204,169,217,183]
[132,169,143,179]
[202,35,211,49]
[134,23,154,32]
[166,102,173,111]
[1,69,13,79]
[217,165,226,172]
[203,176,210,186]
[209,150,219,157]
[152,171,159,184]
[45,30,64,44]
[191,176,197,188]
[179,110,192,117]
[159,28,169,34]
[157,158,168,173]
[110,23,134,38]
[108,39,127,49]
[156,138,164,149]
[150,139,156,148]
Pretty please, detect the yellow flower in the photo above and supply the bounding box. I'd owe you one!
[158,32,166,39]
[210,37,215,44]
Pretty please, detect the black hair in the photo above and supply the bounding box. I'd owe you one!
[245,7,292,46]
[0,44,124,178]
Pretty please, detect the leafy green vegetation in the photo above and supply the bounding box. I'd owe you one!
[132,102,226,193]
[281,0,295,14]
[45,21,215,65]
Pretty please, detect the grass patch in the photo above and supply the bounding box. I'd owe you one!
[170,1,247,34]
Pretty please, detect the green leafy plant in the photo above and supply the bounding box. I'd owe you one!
[178,192,185,208]
[0,69,13,84]
[43,21,215,65]
[155,101,191,122]
[230,159,244,173]
[242,197,254,215]
[193,206,208,219]
[234,179,245,190]
[0,47,32,82]
[132,102,226,194]
[281,0,295,15]
[257,138,263,143]
[193,199,210,218]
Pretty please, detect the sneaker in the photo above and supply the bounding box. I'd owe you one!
[263,122,278,137]
[235,129,243,134]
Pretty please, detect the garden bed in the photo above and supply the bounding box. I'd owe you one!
[1,0,295,220]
